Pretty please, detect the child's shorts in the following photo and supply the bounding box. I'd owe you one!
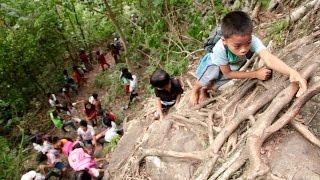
[54,162,65,170]
[196,64,230,87]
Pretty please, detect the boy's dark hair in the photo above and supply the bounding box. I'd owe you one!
[221,11,253,39]
[75,170,91,180]
[96,51,100,55]
[72,143,83,150]
[79,120,88,127]
[63,69,68,75]
[36,152,47,163]
[123,72,133,80]
[92,92,98,99]
[47,92,53,98]
[150,69,170,88]
[121,67,128,74]
[47,136,60,144]
[52,111,59,117]
[101,116,112,128]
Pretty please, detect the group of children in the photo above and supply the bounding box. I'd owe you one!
[22,133,109,180]
[23,10,309,180]
[25,91,121,179]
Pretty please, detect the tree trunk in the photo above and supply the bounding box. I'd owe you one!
[71,2,90,55]
[102,0,130,68]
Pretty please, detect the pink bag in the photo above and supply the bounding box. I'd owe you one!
[68,148,97,172]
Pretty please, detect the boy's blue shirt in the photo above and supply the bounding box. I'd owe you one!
[210,35,266,71]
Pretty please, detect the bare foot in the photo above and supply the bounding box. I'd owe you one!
[199,89,209,102]
[190,90,200,106]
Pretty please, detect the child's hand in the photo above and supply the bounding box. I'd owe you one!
[289,70,307,97]
[255,68,272,80]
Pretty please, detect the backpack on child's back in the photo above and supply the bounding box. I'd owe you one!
[203,25,223,53]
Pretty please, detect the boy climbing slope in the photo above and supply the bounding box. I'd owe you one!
[190,11,307,106]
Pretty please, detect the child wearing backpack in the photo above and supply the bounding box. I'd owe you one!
[150,69,184,120]
[123,72,138,109]
[120,67,130,94]
[190,11,307,106]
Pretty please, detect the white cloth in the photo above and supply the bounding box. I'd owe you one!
[104,121,118,142]
[129,75,138,93]
[33,141,53,154]
[88,96,94,104]
[21,171,45,180]
[48,94,57,106]
[67,107,81,123]
[77,125,95,141]
[46,149,62,165]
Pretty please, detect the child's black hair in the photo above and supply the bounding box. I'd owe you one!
[52,111,59,117]
[79,120,88,127]
[221,11,253,39]
[84,100,95,114]
[47,136,60,144]
[72,143,83,150]
[36,152,47,163]
[75,170,91,180]
[123,72,133,80]
[121,67,128,73]
[102,116,112,128]
[96,51,100,55]
[150,69,170,88]
[47,92,53,98]
[92,92,98,99]
[63,69,68,75]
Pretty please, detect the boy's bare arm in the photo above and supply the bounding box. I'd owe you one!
[220,65,272,80]
[258,49,307,97]
[155,97,164,120]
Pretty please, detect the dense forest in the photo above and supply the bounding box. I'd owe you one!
[1,0,319,179]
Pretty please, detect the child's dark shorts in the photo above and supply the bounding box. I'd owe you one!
[55,162,65,170]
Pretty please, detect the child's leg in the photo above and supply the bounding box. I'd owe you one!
[199,85,213,102]
[190,80,201,106]
[63,120,77,131]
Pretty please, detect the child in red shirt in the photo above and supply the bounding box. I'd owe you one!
[73,66,87,87]
[82,101,97,127]
[79,50,93,71]
[96,51,110,71]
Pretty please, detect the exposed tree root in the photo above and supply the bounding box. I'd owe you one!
[290,120,320,148]
[172,114,208,128]
[246,63,318,179]
[209,146,245,180]
[216,152,247,180]
[207,111,215,145]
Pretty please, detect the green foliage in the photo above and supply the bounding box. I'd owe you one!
[267,19,289,47]
[114,111,124,125]
[105,135,120,153]
[95,70,124,107]
[0,135,25,180]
